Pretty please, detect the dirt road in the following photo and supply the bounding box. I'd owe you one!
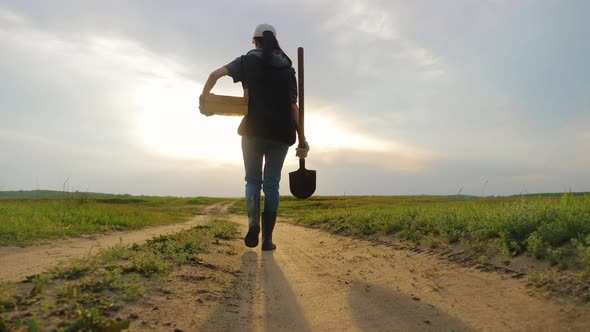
[200,216,590,331]
[0,201,233,281]
[2,202,589,331]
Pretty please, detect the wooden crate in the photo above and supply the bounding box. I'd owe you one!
[200,91,248,116]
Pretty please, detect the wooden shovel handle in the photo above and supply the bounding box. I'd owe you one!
[297,47,305,148]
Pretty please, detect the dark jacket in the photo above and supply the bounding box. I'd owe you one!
[225,49,297,146]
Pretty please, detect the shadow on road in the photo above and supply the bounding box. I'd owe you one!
[198,249,312,331]
[198,251,258,331]
[348,281,473,331]
[260,251,312,331]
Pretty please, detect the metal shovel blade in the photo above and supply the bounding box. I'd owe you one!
[289,159,316,199]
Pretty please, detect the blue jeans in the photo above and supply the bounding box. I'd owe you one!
[242,136,289,213]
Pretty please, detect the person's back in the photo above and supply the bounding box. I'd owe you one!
[239,50,296,145]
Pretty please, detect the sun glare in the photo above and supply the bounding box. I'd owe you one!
[132,67,425,170]
[134,78,414,167]
[135,77,243,164]
[305,112,390,152]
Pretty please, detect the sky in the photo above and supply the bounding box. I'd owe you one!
[0,0,589,197]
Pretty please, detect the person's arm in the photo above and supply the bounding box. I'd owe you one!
[199,67,229,116]
[202,67,229,95]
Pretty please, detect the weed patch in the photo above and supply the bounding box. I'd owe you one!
[0,219,238,330]
[0,195,233,246]
[280,195,590,272]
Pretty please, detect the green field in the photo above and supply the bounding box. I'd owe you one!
[0,194,228,246]
[0,219,238,330]
[271,194,590,272]
[3,192,590,272]
[2,192,590,311]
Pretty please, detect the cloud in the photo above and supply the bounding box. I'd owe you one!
[1,5,436,175]
[87,37,189,81]
[0,129,74,153]
[576,131,590,167]
[284,104,439,173]
[1,2,589,196]
[323,0,399,41]
[314,149,436,174]
[518,173,546,182]
[0,7,25,25]
[318,0,445,80]
[0,7,202,148]
[0,5,201,81]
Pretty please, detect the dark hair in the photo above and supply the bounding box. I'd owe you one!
[253,31,292,65]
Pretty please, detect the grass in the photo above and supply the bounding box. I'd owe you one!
[4,192,590,304]
[273,194,590,301]
[0,194,231,246]
[0,219,239,330]
[275,194,590,272]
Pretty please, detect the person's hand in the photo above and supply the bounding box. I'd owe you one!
[296,141,310,158]
[199,94,213,117]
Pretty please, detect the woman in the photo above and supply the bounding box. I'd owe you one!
[200,24,309,251]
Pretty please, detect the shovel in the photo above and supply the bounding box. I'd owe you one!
[289,47,316,199]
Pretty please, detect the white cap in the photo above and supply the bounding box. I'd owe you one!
[253,23,276,38]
